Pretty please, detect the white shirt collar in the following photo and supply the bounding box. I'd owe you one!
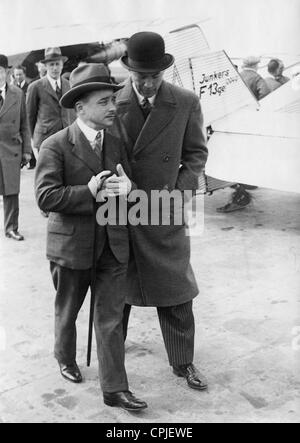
[47,74,61,91]
[76,118,104,146]
[132,81,156,105]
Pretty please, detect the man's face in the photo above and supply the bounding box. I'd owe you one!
[0,67,8,87]
[277,62,284,76]
[14,68,25,84]
[76,89,117,130]
[130,71,164,98]
[46,60,64,80]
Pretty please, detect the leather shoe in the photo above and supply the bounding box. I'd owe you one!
[173,363,208,391]
[6,231,24,241]
[59,362,82,384]
[103,391,148,412]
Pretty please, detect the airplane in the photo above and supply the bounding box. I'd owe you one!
[1,0,299,195]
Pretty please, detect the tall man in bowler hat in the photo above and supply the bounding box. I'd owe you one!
[26,47,75,153]
[117,32,209,390]
[35,63,147,412]
[0,54,31,241]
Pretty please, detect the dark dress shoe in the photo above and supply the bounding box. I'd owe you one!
[59,362,82,384]
[103,391,148,412]
[173,363,208,391]
[6,231,24,241]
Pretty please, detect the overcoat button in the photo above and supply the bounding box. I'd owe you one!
[164,156,170,162]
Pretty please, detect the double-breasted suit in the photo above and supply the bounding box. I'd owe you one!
[116,79,208,366]
[26,76,75,150]
[0,84,31,233]
[35,121,133,393]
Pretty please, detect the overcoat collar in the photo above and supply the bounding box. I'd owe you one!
[117,79,178,156]
[0,84,18,119]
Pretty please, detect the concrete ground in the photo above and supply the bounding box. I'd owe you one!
[0,169,299,423]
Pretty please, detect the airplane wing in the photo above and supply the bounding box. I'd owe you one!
[205,81,300,193]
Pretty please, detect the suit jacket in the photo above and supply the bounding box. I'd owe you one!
[0,84,31,196]
[35,121,133,270]
[116,79,208,307]
[240,69,270,101]
[13,81,29,96]
[26,76,75,150]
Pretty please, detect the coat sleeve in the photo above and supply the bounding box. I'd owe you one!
[176,96,208,191]
[35,141,94,215]
[256,77,271,101]
[20,93,32,155]
[26,82,39,137]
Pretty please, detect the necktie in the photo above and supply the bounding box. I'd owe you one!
[55,81,62,100]
[141,97,152,120]
[92,132,103,163]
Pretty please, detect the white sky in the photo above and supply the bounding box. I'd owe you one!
[0,0,299,56]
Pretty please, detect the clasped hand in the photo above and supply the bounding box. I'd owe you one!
[101,164,132,197]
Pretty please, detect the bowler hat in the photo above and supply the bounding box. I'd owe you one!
[60,63,124,109]
[41,47,68,64]
[0,54,11,69]
[121,32,174,73]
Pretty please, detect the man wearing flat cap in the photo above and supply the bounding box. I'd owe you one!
[240,56,270,101]
[0,54,31,241]
[117,32,209,391]
[35,63,147,412]
[26,47,75,153]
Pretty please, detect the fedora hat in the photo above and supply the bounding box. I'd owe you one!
[60,63,124,109]
[0,54,11,69]
[121,32,174,73]
[41,47,68,64]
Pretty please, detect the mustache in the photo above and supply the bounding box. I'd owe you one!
[106,112,116,118]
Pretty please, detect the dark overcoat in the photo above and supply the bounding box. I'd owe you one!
[116,79,208,307]
[35,121,133,270]
[26,76,75,150]
[0,84,31,196]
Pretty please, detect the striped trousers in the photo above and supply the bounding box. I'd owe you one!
[123,301,195,366]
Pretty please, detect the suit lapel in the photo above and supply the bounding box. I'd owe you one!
[117,80,145,146]
[42,76,60,103]
[69,122,102,175]
[117,80,178,156]
[61,78,70,96]
[0,85,18,118]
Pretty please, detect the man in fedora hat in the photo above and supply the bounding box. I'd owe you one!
[116,32,209,391]
[0,54,31,241]
[35,63,147,412]
[26,47,75,154]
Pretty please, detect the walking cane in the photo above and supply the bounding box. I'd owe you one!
[87,203,98,367]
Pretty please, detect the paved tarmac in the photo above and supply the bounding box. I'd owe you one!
[0,169,299,423]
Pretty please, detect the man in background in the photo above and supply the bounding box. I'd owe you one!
[0,55,31,241]
[265,59,290,93]
[12,65,29,95]
[26,47,75,154]
[12,64,36,169]
[240,56,270,100]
